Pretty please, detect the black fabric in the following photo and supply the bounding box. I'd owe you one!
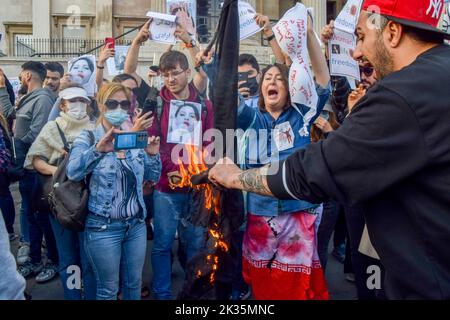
[267,44,450,299]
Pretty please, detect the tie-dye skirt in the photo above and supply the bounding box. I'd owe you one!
[242,208,329,300]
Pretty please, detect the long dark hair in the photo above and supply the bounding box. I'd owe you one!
[258,63,291,112]
[311,111,340,143]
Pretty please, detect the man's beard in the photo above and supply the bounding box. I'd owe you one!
[372,35,394,80]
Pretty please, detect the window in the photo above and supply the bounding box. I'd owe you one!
[63,26,87,39]
[122,27,138,43]
[3,23,33,56]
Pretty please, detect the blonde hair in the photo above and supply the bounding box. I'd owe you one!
[96,82,131,125]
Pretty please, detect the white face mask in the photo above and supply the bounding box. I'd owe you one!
[66,101,88,120]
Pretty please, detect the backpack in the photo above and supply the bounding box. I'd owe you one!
[48,126,95,232]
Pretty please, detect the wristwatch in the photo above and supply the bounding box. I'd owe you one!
[265,34,276,42]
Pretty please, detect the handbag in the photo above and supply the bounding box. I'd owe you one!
[49,127,95,232]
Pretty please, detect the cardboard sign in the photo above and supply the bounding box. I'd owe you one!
[107,45,130,76]
[239,0,262,41]
[167,0,197,38]
[329,28,361,81]
[146,12,178,45]
[273,3,318,111]
[334,0,363,34]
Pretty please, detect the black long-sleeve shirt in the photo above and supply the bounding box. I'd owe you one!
[267,44,450,299]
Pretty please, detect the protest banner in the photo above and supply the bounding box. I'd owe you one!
[329,28,360,81]
[238,0,262,41]
[146,12,178,45]
[334,0,363,34]
[167,0,197,38]
[273,3,318,115]
[107,46,130,76]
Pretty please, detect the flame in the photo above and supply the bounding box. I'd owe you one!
[173,145,228,285]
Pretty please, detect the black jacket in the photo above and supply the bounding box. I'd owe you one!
[268,44,450,299]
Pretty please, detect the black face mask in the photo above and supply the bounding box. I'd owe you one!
[246,76,259,97]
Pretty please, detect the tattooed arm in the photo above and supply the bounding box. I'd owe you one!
[209,157,274,197]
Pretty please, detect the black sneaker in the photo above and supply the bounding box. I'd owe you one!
[18,261,43,278]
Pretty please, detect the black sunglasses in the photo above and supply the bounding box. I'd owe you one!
[360,66,374,77]
[105,99,131,111]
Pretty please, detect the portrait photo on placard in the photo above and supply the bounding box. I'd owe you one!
[168,0,196,36]
[167,100,202,146]
[68,54,97,96]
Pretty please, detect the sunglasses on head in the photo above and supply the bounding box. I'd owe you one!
[360,65,374,77]
[104,99,131,111]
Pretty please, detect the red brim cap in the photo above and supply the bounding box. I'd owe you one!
[362,0,450,39]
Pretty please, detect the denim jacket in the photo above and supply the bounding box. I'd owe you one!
[67,125,162,219]
[245,84,331,217]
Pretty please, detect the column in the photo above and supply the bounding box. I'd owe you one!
[32,0,51,39]
[301,0,327,35]
[95,0,113,39]
[150,0,166,12]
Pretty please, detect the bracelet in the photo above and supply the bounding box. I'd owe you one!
[265,34,276,42]
[97,65,105,69]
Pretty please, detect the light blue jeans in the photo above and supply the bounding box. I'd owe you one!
[151,190,206,300]
[49,214,96,300]
[84,214,147,300]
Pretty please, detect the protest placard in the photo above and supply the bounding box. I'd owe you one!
[68,55,97,97]
[146,12,177,45]
[238,0,262,41]
[107,46,130,76]
[273,3,318,113]
[329,28,360,81]
[334,0,363,34]
[167,0,197,38]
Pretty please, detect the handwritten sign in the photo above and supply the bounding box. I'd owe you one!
[329,28,360,81]
[239,0,262,41]
[273,3,318,112]
[334,0,363,34]
[146,12,177,45]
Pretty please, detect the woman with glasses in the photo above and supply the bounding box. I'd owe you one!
[67,82,162,300]
[23,84,96,296]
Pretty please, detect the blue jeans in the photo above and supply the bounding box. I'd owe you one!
[0,173,15,234]
[151,191,206,300]
[84,214,147,300]
[18,173,32,244]
[49,214,96,300]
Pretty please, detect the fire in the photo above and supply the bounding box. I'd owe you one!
[173,145,229,284]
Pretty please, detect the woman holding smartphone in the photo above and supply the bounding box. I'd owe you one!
[67,82,162,300]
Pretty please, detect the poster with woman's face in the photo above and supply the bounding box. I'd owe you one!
[68,55,97,96]
[167,0,197,37]
[167,100,202,146]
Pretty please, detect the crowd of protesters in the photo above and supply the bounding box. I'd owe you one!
[1,0,450,301]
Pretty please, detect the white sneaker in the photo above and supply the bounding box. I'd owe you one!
[17,244,31,265]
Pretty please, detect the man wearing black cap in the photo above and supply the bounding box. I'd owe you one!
[209,0,450,299]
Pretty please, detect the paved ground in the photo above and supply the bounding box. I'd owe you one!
[8,183,357,300]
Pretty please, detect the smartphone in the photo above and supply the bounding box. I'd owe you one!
[105,37,115,50]
[141,99,157,116]
[149,66,160,73]
[238,71,249,83]
[114,131,148,151]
